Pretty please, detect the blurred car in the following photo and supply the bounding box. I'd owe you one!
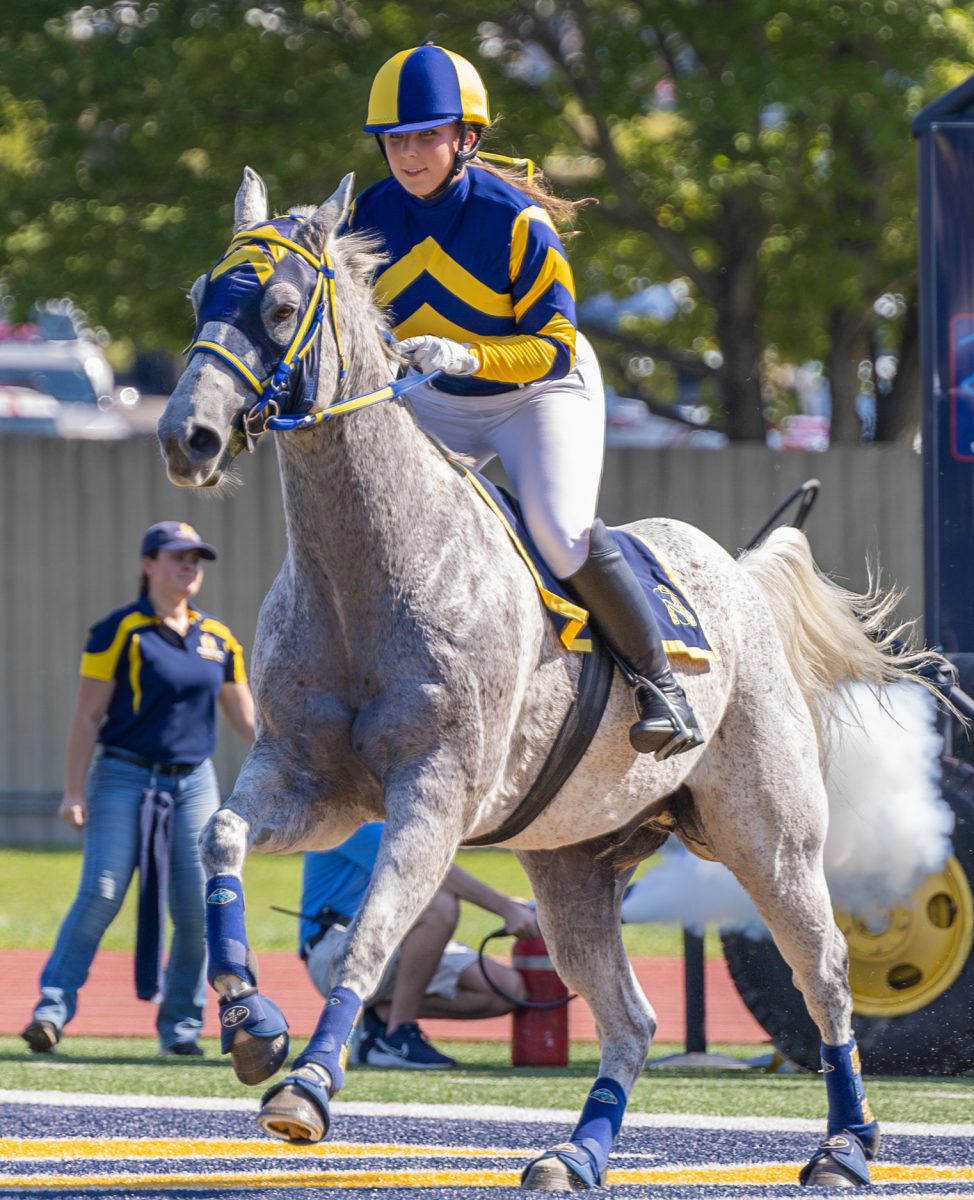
[606,392,727,449]
[0,385,60,435]
[766,413,830,452]
[0,334,132,439]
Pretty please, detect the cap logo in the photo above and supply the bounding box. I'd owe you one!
[177,523,200,541]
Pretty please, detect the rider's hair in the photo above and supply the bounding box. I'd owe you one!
[470,133,593,240]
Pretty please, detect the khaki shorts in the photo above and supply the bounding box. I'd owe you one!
[306,924,479,1004]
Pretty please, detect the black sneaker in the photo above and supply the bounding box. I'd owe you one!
[160,1041,204,1057]
[352,1006,384,1065]
[22,1020,59,1053]
[365,1022,456,1070]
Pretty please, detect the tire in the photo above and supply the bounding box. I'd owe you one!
[721,756,974,1075]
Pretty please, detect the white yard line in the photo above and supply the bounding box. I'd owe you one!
[1,1089,971,1139]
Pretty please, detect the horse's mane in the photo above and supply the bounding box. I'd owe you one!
[284,204,401,380]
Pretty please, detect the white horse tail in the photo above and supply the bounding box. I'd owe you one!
[739,527,948,737]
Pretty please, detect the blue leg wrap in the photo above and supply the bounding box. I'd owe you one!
[821,1038,879,1153]
[205,875,255,987]
[219,989,289,1054]
[292,986,362,1095]
[521,1076,627,1189]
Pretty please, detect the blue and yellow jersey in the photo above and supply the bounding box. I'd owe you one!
[349,166,577,395]
[80,596,247,766]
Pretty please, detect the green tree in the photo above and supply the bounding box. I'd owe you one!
[469,0,974,440]
[1,1,973,442]
[0,1,413,360]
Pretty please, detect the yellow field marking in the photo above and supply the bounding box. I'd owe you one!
[607,1163,974,1185]
[0,1138,523,1161]
[3,1160,974,1191]
[0,1168,518,1190]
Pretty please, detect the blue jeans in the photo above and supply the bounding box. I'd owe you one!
[33,753,220,1047]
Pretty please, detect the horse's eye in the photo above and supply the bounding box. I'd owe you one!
[274,304,296,322]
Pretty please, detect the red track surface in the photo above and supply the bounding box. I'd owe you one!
[1,949,767,1045]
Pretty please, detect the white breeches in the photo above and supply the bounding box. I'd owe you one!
[407,331,606,579]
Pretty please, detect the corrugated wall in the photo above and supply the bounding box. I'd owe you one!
[0,434,922,845]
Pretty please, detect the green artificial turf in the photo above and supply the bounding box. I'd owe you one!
[0,846,724,959]
[3,1035,971,1126]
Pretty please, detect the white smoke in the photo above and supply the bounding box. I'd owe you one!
[621,681,953,934]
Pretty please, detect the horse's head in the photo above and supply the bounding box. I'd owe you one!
[158,167,356,487]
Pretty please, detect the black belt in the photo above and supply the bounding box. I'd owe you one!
[102,747,199,777]
[302,908,353,959]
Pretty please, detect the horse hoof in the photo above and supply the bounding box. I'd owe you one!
[229,1027,290,1086]
[521,1159,577,1192]
[801,1159,862,1188]
[521,1147,591,1192]
[257,1083,327,1144]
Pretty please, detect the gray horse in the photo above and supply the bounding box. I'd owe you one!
[158,168,938,1191]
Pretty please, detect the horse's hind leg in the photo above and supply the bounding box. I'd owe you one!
[516,845,652,1191]
[691,707,878,1188]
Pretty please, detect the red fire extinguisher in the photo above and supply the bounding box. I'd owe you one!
[511,933,570,1067]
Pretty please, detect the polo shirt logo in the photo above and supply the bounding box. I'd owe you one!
[197,632,226,663]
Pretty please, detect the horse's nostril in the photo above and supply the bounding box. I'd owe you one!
[188,426,222,458]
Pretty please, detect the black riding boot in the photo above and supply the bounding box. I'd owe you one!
[566,519,704,759]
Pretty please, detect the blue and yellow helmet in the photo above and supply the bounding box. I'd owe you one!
[363,43,490,135]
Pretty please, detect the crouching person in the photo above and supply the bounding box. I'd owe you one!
[300,823,539,1068]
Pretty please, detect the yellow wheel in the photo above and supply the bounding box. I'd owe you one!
[838,854,973,1017]
[722,757,974,1074]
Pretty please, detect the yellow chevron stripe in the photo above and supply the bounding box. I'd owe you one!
[211,242,286,285]
[375,238,513,318]
[80,613,158,681]
[510,205,559,281]
[513,246,576,321]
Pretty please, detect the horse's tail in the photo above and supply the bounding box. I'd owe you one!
[739,527,949,742]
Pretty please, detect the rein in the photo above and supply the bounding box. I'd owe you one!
[186,224,438,447]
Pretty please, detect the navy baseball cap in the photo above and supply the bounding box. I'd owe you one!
[141,521,218,561]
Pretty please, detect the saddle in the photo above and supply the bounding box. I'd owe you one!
[459,468,717,848]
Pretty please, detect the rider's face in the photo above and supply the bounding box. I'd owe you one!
[383,124,464,198]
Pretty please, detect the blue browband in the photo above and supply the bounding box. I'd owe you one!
[186,219,437,445]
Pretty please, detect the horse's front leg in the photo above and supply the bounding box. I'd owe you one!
[201,752,345,1088]
[516,845,651,1191]
[257,762,465,1144]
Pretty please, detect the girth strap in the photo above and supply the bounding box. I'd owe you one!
[462,636,615,847]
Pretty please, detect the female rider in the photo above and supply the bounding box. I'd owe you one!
[350,43,702,758]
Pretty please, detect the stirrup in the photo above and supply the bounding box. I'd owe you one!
[631,676,703,761]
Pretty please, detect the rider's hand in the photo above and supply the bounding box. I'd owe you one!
[502,899,541,940]
[398,335,480,376]
[58,792,87,829]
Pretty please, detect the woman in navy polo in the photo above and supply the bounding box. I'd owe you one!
[22,521,255,1057]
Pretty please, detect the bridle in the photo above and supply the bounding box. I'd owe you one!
[186,220,438,450]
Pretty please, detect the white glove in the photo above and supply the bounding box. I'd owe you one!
[398,335,480,376]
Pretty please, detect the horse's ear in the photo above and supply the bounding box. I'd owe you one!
[234,166,269,232]
[295,173,356,255]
